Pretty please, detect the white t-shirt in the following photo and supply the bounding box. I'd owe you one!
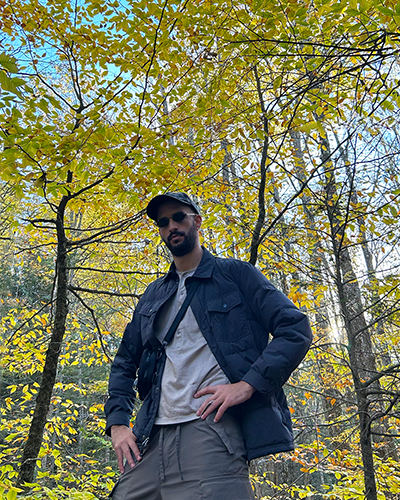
[154,269,230,425]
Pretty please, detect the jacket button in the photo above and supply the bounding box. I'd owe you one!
[223,304,227,308]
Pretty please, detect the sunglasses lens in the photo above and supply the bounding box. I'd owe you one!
[156,212,188,227]
[157,217,169,228]
[172,212,186,222]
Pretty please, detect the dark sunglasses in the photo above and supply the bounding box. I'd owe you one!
[156,211,197,228]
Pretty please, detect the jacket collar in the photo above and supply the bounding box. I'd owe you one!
[164,246,215,281]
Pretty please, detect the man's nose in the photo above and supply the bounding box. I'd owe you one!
[167,218,179,231]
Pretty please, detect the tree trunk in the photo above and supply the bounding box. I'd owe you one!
[320,132,378,500]
[18,195,69,487]
[290,129,346,450]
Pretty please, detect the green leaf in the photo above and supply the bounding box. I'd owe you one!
[0,70,17,93]
[7,489,17,500]
[0,53,18,73]
[376,5,394,16]
[330,2,346,13]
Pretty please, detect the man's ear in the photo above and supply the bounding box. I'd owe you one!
[194,215,202,230]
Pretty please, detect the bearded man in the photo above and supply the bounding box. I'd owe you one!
[105,192,312,500]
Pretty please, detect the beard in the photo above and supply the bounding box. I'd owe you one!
[163,220,198,257]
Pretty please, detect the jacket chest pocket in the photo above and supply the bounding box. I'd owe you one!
[138,302,160,342]
[206,290,250,341]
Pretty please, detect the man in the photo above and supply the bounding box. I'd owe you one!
[105,192,312,500]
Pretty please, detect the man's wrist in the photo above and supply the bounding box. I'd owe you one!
[111,424,129,432]
[110,424,131,438]
[105,411,132,436]
[239,380,256,396]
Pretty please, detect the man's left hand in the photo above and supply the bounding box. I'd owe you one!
[194,381,256,422]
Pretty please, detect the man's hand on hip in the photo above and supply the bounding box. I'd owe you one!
[110,425,141,473]
[194,381,256,422]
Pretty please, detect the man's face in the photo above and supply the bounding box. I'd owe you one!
[157,200,200,257]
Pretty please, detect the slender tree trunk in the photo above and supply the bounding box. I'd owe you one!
[320,132,378,500]
[18,195,70,487]
[335,257,378,500]
[290,129,346,449]
[333,131,397,466]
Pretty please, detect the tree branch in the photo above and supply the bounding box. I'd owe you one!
[68,285,141,299]
[66,266,158,275]
[69,288,112,363]
[362,363,400,388]
[6,300,55,346]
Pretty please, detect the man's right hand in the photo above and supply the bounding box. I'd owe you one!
[110,425,141,473]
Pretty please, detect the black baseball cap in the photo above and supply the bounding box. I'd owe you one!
[146,192,200,221]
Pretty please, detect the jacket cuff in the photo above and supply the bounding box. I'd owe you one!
[242,371,274,398]
[105,411,131,436]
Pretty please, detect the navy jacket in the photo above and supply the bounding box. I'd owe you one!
[105,248,312,460]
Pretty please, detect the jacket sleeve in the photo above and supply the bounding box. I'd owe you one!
[104,314,143,436]
[234,262,312,397]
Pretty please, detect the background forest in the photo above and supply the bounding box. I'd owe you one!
[1,0,400,498]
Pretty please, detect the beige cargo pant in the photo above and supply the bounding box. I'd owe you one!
[111,412,255,500]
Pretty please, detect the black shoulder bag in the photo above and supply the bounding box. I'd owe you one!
[137,279,201,401]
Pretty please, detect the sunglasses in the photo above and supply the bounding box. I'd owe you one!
[156,211,197,228]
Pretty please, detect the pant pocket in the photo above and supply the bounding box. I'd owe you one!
[200,475,255,500]
[205,413,246,456]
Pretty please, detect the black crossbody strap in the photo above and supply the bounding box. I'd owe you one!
[162,279,201,346]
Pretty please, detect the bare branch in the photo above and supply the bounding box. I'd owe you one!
[362,363,400,388]
[68,285,141,299]
[66,266,158,276]
[69,288,112,363]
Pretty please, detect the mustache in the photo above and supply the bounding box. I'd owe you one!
[168,231,185,243]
